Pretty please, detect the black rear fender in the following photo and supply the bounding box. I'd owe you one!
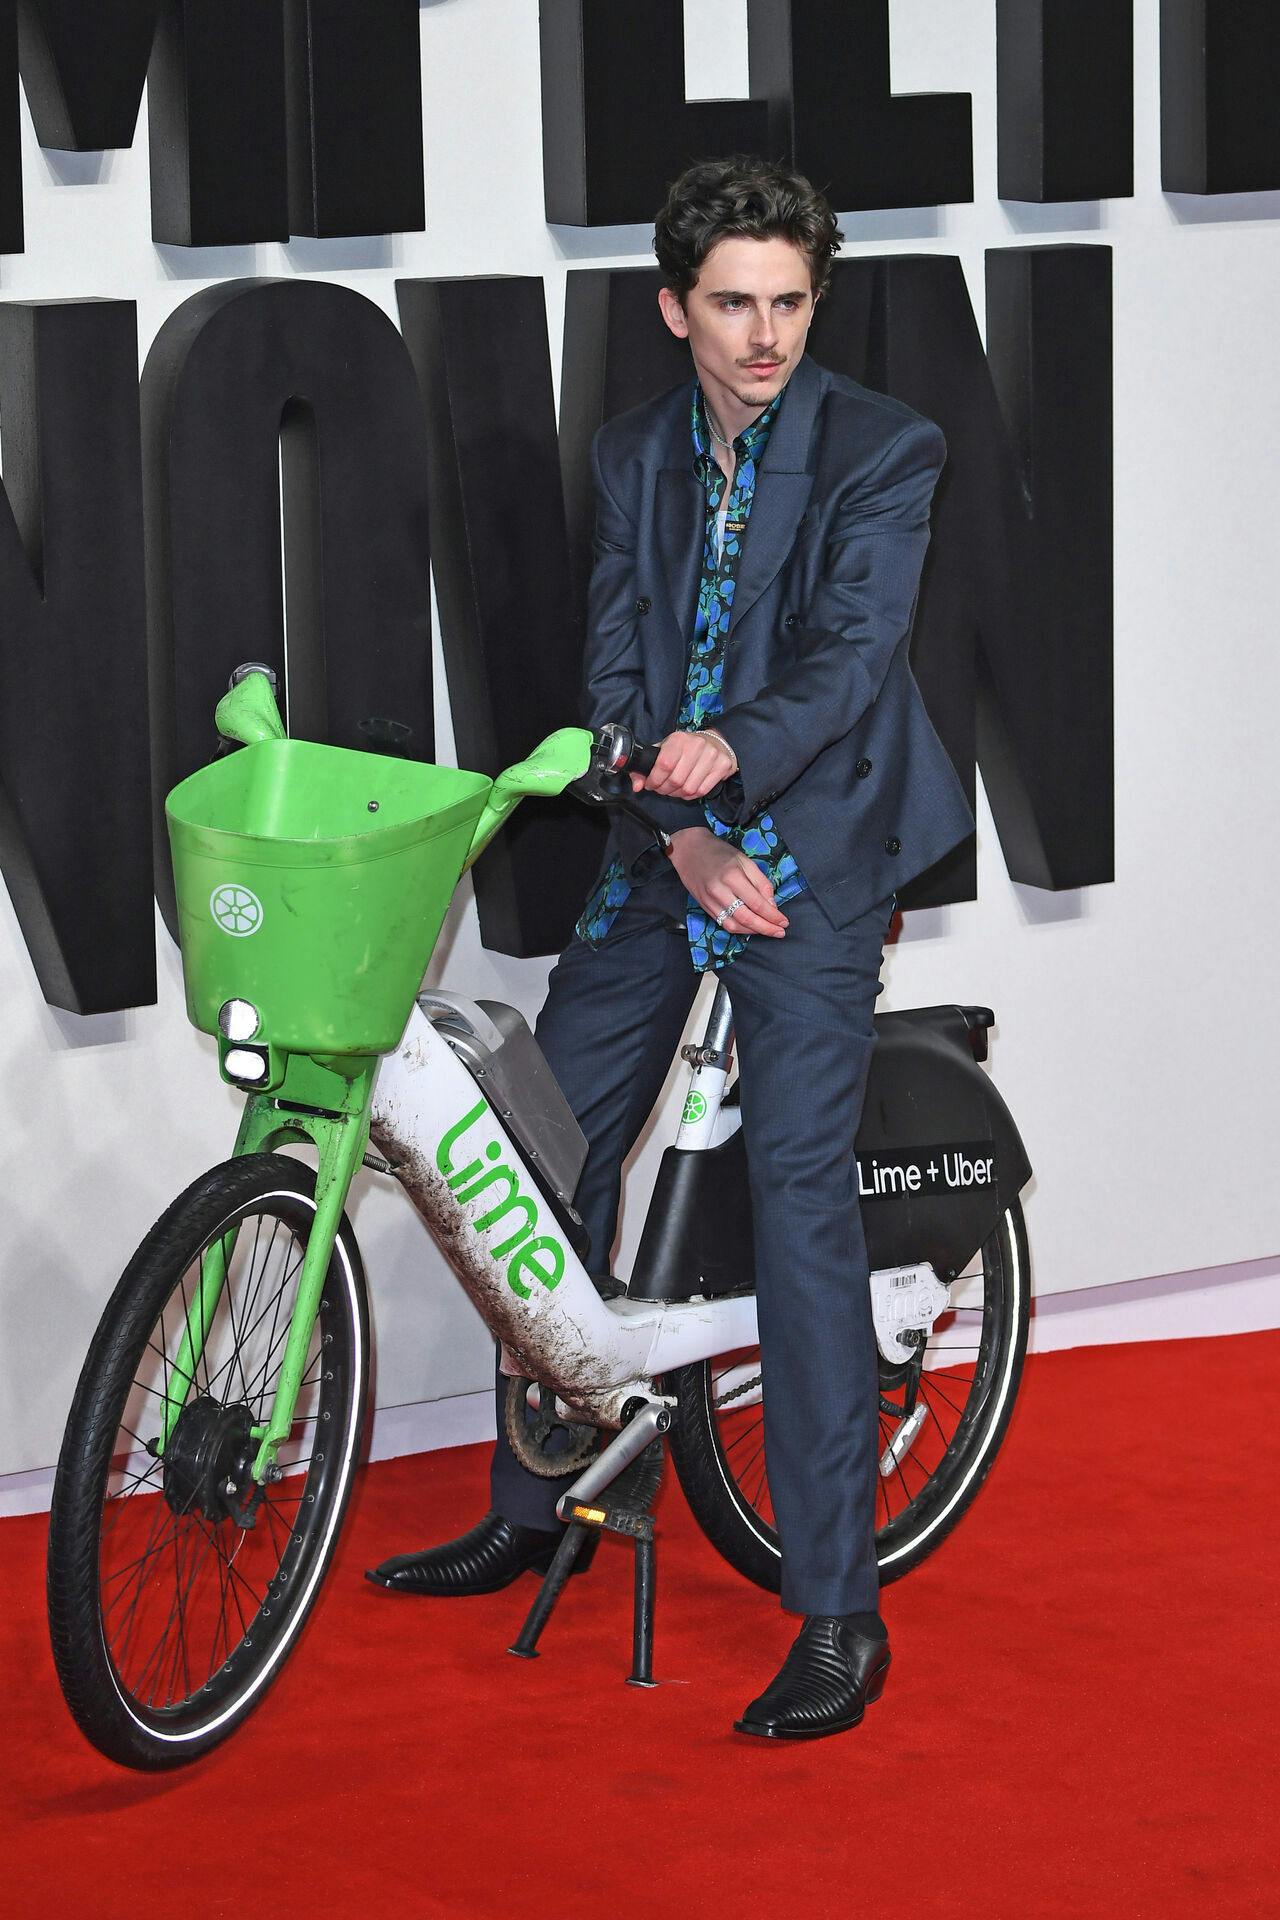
[628,1004,1031,1303]
[857,1005,1031,1279]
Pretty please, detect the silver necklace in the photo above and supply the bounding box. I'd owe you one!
[703,402,734,453]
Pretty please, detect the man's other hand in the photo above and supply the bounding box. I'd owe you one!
[667,828,788,938]
[631,729,736,800]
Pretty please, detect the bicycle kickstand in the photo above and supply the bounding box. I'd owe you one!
[508,1401,667,1685]
[508,1502,658,1687]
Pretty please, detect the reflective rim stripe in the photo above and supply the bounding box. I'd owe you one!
[710,1210,1024,1567]
[105,1191,364,1745]
[879,1208,1023,1567]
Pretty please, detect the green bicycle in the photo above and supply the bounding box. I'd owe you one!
[46,669,1031,1769]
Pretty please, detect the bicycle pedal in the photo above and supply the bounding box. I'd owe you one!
[562,1499,654,1542]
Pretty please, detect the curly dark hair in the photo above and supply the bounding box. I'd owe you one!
[653,154,843,301]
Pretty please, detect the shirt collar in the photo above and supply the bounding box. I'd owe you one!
[691,381,784,477]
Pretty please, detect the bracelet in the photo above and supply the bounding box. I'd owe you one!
[700,728,738,772]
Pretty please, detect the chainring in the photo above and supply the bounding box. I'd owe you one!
[503,1378,666,1513]
[504,1376,600,1478]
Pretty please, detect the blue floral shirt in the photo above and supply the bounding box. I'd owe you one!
[575,383,808,971]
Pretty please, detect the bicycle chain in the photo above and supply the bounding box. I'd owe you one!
[716,1369,910,1424]
[715,1370,762,1409]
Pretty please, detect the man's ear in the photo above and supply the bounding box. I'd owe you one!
[657,285,690,340]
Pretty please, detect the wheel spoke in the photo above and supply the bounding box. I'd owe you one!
[700,1216,1024,1578]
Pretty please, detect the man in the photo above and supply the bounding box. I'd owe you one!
[370,156,974,1741]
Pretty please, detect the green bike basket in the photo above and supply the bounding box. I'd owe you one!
[167,739,492,1056]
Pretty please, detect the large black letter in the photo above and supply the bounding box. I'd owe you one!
[0,3,21,250]
[812,247,1114,901]
[142,279,434,932]
[1161,0,1280,193]
[746,0,973,211]
[17,0,157,150]
[283,1,424,240]
[147,0,289,244]
[10,0,425,246]
[540,0,769,226]
[997,1,1133,203]
[0,300,153,1012]
[397,278,606,958]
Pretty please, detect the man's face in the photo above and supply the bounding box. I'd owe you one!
[657,233,818,420]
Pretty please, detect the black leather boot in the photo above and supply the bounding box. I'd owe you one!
[734,1615,891,1740]
[365,1510,597,1597]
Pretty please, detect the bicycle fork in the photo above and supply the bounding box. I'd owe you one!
[158,1054,378,1484]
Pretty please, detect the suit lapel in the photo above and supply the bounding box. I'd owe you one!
[656,467,705,642]
[727,471,814,635]
[727,354,823,635]
[649,354,826,709]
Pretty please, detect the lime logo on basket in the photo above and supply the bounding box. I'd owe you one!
[210,884,264,938]
[682,1090,707,1126]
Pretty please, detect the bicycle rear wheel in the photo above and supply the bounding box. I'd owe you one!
[666,1202,1029,1590]
[47,1153,368,1770]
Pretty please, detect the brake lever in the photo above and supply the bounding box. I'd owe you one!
[571,722,737,837]
[568,767,673,844]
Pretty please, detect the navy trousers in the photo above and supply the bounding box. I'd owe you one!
[489,867,893,1615]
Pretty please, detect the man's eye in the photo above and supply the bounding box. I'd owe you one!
[720,299,744,311]
[776,299,799,311]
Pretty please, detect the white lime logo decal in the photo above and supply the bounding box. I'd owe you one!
[210,884,264,937]
[682,1090,707,1126]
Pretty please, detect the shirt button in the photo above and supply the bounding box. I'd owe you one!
[885,836,901,856]
[856,758,873,778]
[785,614,798,630]
[635,596,651,615]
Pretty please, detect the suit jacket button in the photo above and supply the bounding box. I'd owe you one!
[856,758,872,778]
[885,836,901,855]
[785,614,798,630]
[635,596,651,615]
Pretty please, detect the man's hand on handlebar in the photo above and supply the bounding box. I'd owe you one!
[667,828,789,939]
[629,729,737,801]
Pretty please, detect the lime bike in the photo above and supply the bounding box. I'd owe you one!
[46,669,1031,1769]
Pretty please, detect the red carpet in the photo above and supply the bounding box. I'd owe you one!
[4,1332,1276,1918]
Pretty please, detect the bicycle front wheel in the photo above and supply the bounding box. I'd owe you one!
[47,1153,369,1770]
[665,1202,1030,1591]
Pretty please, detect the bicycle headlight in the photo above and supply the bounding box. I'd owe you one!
[218,999,260,1042]
[223,1046,269,1084]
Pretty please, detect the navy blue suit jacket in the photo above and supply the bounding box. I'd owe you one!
[582,351,974,929]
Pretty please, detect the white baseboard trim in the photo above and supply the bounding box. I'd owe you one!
[1027,1253,1280,1352]
[363,1388,496,1465]
[5,1260,1276,1517]
[0,1389,498,1520]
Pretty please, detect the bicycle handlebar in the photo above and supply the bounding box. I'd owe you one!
[577,722,731,849]
[590,721,659,781]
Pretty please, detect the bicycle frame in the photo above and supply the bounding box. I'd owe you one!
[163,970,986,1483]
[159,978,756,1481]
[368,998,758,1428]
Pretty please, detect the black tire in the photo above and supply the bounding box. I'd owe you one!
[666,1202,1030,1591]
[47,1153,369,1770]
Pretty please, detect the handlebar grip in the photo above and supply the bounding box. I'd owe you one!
[593,721,661,780]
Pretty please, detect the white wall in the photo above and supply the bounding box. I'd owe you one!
[3,1,1279,1490]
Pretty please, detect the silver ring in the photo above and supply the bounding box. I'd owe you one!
[715,896,745,928]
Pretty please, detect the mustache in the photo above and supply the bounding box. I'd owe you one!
[737,356,785,369]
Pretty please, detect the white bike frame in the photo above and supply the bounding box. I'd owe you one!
[369,985,952,1432]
